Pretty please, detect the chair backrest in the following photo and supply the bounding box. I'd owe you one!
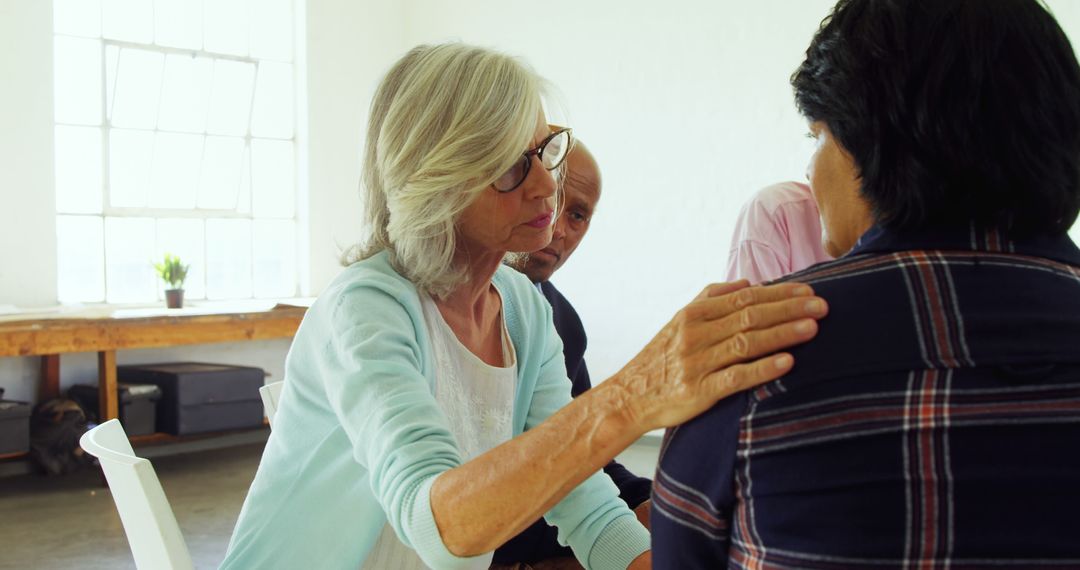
[259,381,285,428]
[79,420,194,570]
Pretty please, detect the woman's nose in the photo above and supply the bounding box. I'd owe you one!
[522,155,557,200]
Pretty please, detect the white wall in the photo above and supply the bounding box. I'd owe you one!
[0,0,57,309]
[401,0,837,381]
[305,1,406,294]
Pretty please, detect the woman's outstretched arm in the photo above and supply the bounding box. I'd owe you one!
[431,281,828,561]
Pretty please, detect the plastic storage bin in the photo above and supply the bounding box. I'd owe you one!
[0,399,32,455]
[117,362,265,435]
[68,383,162,437]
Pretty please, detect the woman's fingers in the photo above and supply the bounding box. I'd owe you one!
[682,295,828,355]
[688,282,815,322]
[719,295,827,340]
[703,352,796,399]
[703,317,819,371]
[693,280,750,302]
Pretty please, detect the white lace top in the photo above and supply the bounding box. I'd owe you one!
[361,291,517,570]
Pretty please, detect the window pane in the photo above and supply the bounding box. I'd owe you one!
[251,62,294,139]
[206,219,252,299]
[111,48,164,129]
[156,219,205,299]
[251,139,294,218]
[1071,222,1080,245]
[56,215,105,303]
[158,54,213,133]
[105,45,119,121]
[104,217,157,303]
[154,0,202,49]
[101,0,153,43]
[238,144,252,214]
[54,0,101,38]
[204,0,248,56]
[109,129,154,208]
[55,126,103,214]
[250,0,293,61]
[150,133,203,209]
[206,60,255,136]
[253,219,296,298]
[198,136,245,209]
[54,36,102,125]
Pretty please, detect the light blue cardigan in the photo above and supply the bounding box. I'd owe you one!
[220,251,649,569]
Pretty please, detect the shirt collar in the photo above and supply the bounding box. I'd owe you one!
[847,221,1080,266]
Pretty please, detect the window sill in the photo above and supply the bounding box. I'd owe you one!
[0,298,315,324]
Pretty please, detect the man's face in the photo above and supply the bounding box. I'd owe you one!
[806,121,872,257]
[522,144,602,283]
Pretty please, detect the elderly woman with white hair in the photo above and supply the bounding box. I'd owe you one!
[221,43,828,570]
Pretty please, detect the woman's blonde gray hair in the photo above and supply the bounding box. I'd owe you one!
[347,43,545,297]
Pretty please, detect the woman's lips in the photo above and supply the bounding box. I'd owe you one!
[526,212,554,228]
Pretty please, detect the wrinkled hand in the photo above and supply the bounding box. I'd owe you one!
[612,280,827,432]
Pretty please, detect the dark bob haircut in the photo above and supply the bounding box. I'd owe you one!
[792,0,1080,236]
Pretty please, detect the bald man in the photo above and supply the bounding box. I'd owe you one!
[493,142,652,569]
[520,141,603,284]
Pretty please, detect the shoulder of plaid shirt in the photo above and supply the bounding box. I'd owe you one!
[651,221,1080,569]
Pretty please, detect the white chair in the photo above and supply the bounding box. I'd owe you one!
[259,380,285,428]
[79,419,194,570]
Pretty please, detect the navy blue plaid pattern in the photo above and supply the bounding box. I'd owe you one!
[652,223,1080,569]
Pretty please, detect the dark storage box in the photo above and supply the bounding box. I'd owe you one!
[118,362,265,435]
[68,383,162,437]
[0,399,32,455]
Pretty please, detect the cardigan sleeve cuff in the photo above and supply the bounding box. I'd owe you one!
[586,513,650,570]
[406,476,490,570]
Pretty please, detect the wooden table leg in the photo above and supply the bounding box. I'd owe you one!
[39,354,60,402]
[98,350,119,421]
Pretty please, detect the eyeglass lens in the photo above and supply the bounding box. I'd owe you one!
[492,130,571,192]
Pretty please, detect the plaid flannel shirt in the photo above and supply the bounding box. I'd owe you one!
[652,222,1080,569]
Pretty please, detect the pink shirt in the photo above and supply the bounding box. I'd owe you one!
[725,182,833,284]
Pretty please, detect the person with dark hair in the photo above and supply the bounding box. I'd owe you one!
[652,0,1080,567]
[493,142,652,570]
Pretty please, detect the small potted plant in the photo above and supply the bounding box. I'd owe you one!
[154,253,190,309]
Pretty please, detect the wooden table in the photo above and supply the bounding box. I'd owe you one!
[0,306,305,457]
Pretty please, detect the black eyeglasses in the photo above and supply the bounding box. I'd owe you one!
[491,127,573,192]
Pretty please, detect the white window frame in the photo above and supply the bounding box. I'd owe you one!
[53,3,303,305]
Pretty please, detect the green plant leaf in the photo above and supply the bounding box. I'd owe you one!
[153,253,188,289]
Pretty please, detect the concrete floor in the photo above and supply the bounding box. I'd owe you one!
[0,442,265,570]
[0,436,661,569]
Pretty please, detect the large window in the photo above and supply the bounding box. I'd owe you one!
[52,0,299,304]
